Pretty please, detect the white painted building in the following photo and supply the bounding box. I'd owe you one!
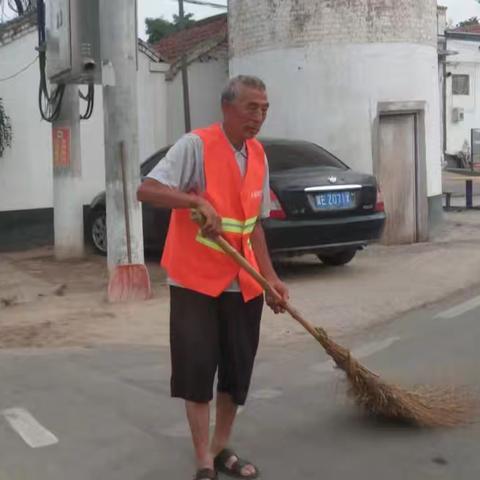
[229,0,443,243]
[0,13,228,249]
[1,4,458,249]
[441,28,480,163]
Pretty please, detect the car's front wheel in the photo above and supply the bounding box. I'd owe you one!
[88,208,107,255]
[317,249,357,266]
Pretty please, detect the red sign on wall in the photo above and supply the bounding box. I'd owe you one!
[52,127,71,167]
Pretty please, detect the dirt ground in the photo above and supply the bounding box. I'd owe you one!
[2,210,480,349]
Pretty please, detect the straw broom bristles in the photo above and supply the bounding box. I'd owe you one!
[314,326,478,427]
[192,212,478,428]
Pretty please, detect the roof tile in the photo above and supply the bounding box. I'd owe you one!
[151,13,227,63]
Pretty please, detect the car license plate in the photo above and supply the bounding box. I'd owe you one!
[314,191,356,210]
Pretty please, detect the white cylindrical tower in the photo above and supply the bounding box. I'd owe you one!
[229,0,442,240]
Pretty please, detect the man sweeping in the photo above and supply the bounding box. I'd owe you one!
[137,75,289,480]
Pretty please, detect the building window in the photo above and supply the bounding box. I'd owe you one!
[452,74,470,95]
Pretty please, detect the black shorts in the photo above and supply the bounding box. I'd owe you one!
[169,286,264,406]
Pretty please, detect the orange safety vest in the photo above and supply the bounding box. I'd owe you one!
[161,123,266,302]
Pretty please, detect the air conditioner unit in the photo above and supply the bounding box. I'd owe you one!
[46,0,101,84]
[452,107,465,123]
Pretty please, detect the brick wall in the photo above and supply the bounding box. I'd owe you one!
[229,0,437,57]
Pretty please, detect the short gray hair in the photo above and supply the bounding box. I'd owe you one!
[221,75,266,104]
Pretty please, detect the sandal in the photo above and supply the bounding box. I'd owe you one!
[194,468,217,480]
[214,448,260,479]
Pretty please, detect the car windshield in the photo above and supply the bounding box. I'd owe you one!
[263,141,348,173]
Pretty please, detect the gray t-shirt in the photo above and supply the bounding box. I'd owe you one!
[147,131,271,292]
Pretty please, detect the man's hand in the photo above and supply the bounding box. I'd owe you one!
[265,277,289,314]
[196,198,222,239]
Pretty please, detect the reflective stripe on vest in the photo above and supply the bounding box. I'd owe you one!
[221,216,257,234]
[195,215,258,253]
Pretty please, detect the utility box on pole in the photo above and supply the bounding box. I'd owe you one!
[42,0,94,259]
[46,0,101,84]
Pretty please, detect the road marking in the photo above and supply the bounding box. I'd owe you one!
[310,336,401,373]
[435,295,480,319]
[352,336,401,358]
[2,408,58,448]
[250,388,283,400]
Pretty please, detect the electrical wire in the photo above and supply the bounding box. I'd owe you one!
[0,55,38,82]
[36,0,64,122]
[34,0,95,121]
[79,83,94,120]
[6,0,33,15]
[7,0,22,14]
[79,86,90,101]
[182,0,227,9]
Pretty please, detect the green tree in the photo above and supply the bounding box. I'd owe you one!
[457,17,479,28]
[145,17,174,43]
[0,98,12,158]
[172,13,196,30]
[145,13,196,44]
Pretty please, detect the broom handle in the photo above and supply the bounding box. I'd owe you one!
[120,141,132,264]
[213,234,324,341]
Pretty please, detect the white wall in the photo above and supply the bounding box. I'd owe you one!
[0,29,53,211]
[0,30,168,212]
[166,55,228,144]
[445,38,480,156]
[231,43,442,197]
[137,55,169,162]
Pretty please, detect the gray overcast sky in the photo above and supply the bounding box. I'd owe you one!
[137,0,480,39]
[0,1,479,38]
[0,1,229,29]
[138,0,227,39]
[440,0,480,25]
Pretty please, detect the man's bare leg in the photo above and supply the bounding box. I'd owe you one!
[210,392,237,455]
[210,392,256,476]
[186,401,213,471]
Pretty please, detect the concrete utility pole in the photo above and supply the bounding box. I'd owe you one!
[52,84,84,260]
[179,0,192,132]
[99,0,145,270]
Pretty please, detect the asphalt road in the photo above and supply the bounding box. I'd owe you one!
[0,290,479,480]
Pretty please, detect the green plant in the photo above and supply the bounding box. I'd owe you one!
[145,13,196,44]
[457,17,479,28]
[0,98,12,157]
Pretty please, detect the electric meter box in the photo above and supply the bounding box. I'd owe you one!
[46,0,101,84]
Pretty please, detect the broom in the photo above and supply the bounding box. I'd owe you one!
[108,141,152,302]
[193,213,477,427]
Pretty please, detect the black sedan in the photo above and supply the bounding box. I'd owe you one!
[87,139,385,266]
